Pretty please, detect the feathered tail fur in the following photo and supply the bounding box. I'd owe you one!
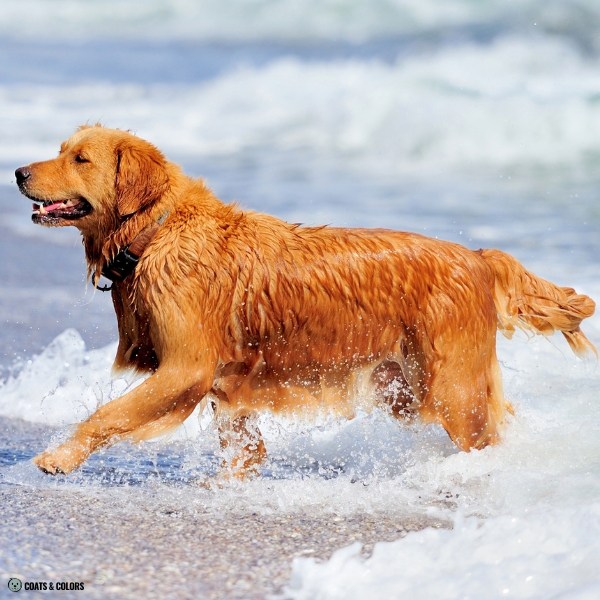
[480,248,597,357]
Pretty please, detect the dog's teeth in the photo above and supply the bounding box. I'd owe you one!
[39,205,47,215]
[64,199,76,207]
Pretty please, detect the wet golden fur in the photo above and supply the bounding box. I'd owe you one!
[16,125,596,477]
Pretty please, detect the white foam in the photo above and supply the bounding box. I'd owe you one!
[0,0,599,44]
[286,507,600,599]
[0,329,120,425]
[0,329,207,439]
[2,35,600,182]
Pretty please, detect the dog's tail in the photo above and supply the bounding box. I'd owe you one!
[479,248,597,357]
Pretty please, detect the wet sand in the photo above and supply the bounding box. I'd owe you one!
[0,417,449,599]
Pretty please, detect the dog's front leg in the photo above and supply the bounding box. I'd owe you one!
[33,366,213,475]
[218,414,267,480]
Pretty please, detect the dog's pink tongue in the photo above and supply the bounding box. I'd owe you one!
[45,202,64,212]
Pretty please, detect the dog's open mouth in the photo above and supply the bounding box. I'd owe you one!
[31,198,92,223]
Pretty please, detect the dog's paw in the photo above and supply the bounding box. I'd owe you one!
[33,452,65,475]
[33,444,88,475]
[191,476,224,490]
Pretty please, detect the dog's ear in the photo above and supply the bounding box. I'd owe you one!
[115,138,169,216]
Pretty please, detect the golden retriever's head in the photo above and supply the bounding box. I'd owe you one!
[15,125,169,232]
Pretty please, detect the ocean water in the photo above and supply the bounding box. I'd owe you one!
[1,1,600,598]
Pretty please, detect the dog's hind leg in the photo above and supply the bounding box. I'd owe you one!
[421,338,507,451]
[371,359,417,418]
[371,328,428,419]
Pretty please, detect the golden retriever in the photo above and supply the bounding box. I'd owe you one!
[15,125,596,478]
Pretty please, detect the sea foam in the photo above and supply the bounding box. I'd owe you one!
[1,35,600,184]
[1,0,599,45]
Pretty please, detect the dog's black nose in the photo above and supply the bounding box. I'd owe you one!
[15,167,31,186]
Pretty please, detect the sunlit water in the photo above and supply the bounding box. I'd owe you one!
[1,1,600,598]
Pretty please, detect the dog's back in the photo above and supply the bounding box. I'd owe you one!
[17,126,596,478]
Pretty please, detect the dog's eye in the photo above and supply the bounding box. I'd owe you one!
[74,155,89,164]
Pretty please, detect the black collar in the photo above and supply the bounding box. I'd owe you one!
[95,210,170,291]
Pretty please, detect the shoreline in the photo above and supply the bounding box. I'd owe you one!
[0,416,449,599]
[0,483,447,599]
